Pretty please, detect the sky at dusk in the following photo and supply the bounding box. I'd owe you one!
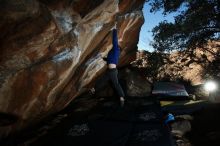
[137,2,178,52]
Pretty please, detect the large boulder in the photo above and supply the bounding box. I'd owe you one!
[0,0,145,138]
[93,67,152,98]
[123,68,152,97]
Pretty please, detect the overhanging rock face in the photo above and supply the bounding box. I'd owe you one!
[0,0,145,137]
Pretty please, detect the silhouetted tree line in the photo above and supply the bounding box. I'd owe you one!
[146,0,220,54]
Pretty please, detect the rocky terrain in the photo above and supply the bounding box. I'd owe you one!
[131,44,220,146]
[1,0,220,145]
[132,42,220,85]
[0,0,145,138]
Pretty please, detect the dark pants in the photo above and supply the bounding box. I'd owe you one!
[94,68,125,97]
[107,68,125,97]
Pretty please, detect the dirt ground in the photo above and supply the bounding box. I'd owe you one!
[187,103,220,146]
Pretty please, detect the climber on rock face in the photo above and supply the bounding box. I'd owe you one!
[89,22,125,107]
[105,22,125,107]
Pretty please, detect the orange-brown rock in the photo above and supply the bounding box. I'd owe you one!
[0,0,145,138]
[132,41,220,85]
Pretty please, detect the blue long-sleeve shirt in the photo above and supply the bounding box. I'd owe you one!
[107,29,120,65]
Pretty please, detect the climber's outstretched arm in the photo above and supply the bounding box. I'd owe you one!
[112,28,119,51]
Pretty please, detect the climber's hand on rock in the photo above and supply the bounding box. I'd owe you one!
[114,22,117,29]
[111,22,117,30]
